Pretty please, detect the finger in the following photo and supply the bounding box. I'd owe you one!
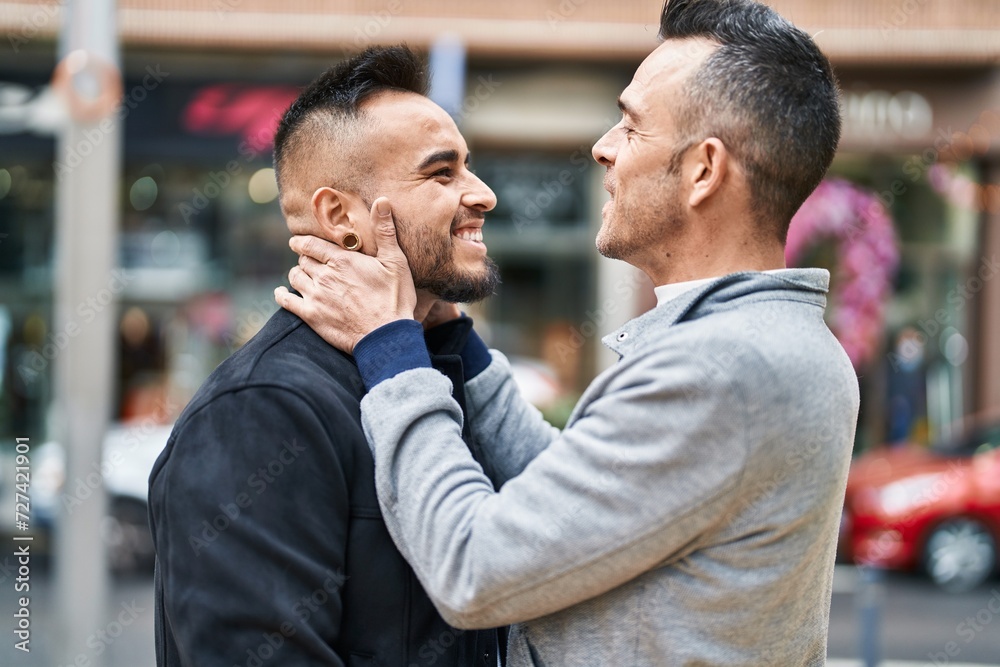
[287,265,313,293]
[289,234,345,264]
[370,197,405,260]
[274,286,307,317]
[297,253,326,277]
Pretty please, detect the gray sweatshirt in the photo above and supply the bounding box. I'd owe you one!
[360,269,860,666]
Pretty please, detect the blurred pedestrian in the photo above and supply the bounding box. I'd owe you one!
[886,326,927,445]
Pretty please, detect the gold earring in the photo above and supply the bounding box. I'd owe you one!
[343,232,362,251]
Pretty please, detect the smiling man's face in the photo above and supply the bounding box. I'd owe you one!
[591,38,717,269]
[362,91,500,303]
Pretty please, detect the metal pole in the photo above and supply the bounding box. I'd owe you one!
[429,33,467,122]
[857,565,884,667]
[53,0,120,664]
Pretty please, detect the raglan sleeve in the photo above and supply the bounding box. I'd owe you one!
[361,343,751,629]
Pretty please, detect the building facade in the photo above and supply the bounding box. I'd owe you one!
[1,0,998,446]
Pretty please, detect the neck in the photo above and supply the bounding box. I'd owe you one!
[642,234,786,287]
[284,212,316,237]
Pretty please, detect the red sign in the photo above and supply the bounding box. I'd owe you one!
[182,84,299,153]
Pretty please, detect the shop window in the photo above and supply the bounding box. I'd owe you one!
[829,155,982,450]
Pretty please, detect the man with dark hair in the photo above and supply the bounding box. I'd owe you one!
[281,0,859,664]
[148,45,503,667]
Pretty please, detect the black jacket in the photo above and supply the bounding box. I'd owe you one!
[148,306,503,666]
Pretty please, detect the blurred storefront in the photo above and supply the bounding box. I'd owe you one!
[1,51,311,436]
[0,0,998,445]
[831,65,1000,448]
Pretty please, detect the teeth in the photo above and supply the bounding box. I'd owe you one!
[454,229,483,242]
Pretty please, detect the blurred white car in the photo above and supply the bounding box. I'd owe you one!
[508,356,562,409]
[0,423,172,573]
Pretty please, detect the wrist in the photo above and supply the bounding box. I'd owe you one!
[353,320,432,390]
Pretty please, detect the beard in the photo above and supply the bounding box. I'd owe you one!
[596,190,679,261]
[393,209,501,304]
[596,151,685,262]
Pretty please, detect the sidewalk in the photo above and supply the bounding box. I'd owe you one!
[829,661,1000,667]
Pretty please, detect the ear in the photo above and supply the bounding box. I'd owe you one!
[310,187,373,253]
[687,138,728,209]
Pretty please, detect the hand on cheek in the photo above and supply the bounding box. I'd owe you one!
[275,197,418,353]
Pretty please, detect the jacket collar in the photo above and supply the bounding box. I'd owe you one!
[424,315,474,356]
[602,268,830,357]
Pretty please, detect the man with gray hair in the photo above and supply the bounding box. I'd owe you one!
[280,1,859,664]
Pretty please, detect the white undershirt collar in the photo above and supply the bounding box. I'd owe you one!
[653,269,797,306]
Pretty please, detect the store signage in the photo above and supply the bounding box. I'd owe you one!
[841,89,933,141]
[182,84,299,153]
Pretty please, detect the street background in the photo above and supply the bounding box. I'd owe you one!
[1,567,999,665]
[1,0,1000,665]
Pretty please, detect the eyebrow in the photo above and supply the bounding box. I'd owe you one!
[417,149,470,172]
[617,96,641,122]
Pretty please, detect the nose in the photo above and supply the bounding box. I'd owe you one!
[464,171,497,213]
[592,124,618,167]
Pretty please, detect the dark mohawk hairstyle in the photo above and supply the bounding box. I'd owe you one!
[273,45,428,196]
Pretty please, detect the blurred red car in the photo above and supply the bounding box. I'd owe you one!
[841,415,1000,592]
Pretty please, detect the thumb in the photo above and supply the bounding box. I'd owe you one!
[371,197,404,260]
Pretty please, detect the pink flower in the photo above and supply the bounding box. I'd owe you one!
[786,178,900,369]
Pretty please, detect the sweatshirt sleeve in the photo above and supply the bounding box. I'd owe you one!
[359,344,752,629]
[355,319,559,487]
[462,350,562,485]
